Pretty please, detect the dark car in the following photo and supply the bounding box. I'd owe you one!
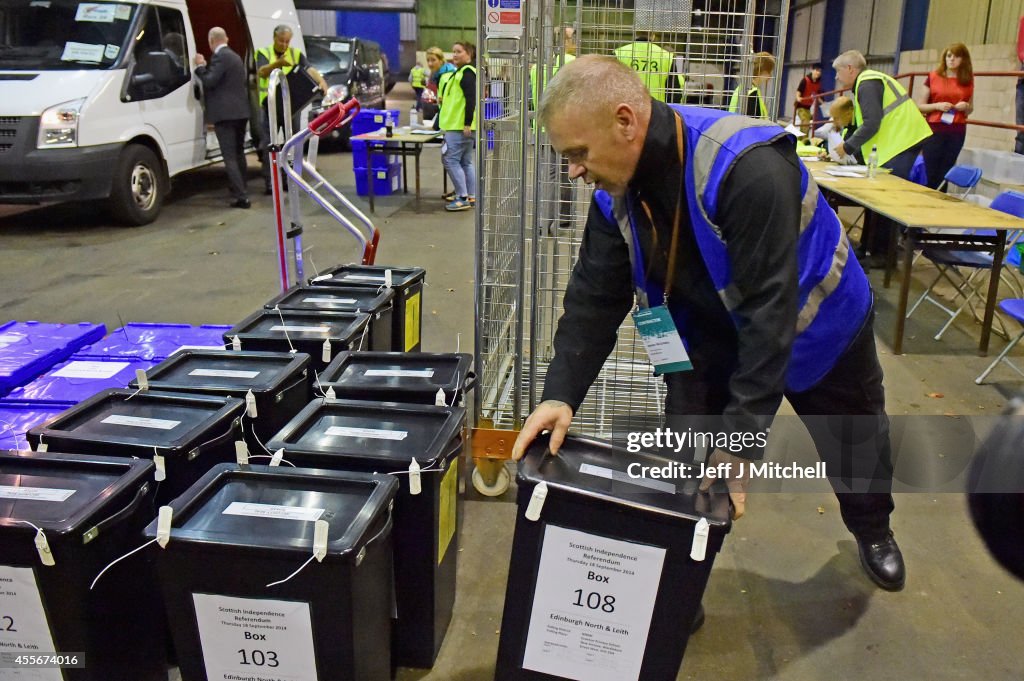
[306,35,388,147]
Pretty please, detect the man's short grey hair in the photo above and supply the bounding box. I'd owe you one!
[832,50,866,71]
[208,27,227,43]
[274,24,293,37]
[538,55,651,127]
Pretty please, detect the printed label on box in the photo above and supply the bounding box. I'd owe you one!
[52,361,130,380]
[222,502,324,522]
[438,461,457,564]
[341,274,385,282]
[101,414,181,430]
[325,426,408,441]
[188,369,261,379]
[404,291,421,351]
[192,593,319,681]
[522,525,666,681]
[0,485,76,502]
[269,325,331,333]
[0,566,62,681]
[364,369,435,378]
[578,463,676,494]
[302,297,358,304]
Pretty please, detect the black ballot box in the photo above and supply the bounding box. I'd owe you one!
[267,399,465,668]
[0,451,166,681]
[495,433,732,681]
[144,464,398,681]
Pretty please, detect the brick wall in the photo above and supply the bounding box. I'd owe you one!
[898,43,1020,152]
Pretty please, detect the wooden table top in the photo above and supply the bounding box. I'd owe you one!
[807,162,1024,232]
[351,128,442,144]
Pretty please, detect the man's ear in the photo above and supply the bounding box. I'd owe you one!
[613,103,639,141]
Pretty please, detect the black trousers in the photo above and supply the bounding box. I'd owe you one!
[663,307,895,541]
[259,106,302,191]
[862,143,923,255]
[213,118,249,201]
[922,126,967,189]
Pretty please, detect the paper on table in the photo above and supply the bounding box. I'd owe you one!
[411,129,440,135]
[783,122,806,137]
[826,168,868,178]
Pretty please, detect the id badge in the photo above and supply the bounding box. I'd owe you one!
[632,306,693,375]
[939,110,956,125]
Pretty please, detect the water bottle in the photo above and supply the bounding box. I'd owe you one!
[385,112,394,138]
[867,145,878,178]
[409,106,419,127]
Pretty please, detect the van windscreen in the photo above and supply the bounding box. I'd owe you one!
[0,0,138,70]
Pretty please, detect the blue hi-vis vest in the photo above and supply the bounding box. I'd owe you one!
[593,105,871,392]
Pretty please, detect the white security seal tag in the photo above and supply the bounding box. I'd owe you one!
[525,481,548,522]
[409,458,422,496]
[690,517,710,562]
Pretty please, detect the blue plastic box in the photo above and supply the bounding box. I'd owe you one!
[74,323,231,361]
[0,402,68,449]
[0,321,107,395]
[3,358,156,407]
[351,108,401,136]
[351,139,399,170]
[354,162,402,197]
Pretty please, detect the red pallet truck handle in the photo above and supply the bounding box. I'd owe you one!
[361,228,380,265]
[309,99,360,137]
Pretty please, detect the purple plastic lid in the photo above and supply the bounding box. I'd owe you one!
[4,358,157,406]
[0,321,107,393]
[74,323,231,361]
[0,402,68,450]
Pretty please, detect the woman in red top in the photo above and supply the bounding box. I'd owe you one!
[917,43,975,189]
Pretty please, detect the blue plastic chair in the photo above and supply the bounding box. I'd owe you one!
[938,165,983,198]
[907,190,1024,341]
[975,299,1024,383]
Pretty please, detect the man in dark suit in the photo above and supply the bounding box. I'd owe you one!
[195,27,251,208]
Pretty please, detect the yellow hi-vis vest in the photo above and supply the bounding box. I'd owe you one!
[410,65,426,88]
[257,46,301,105]
[728,85,769,118]
[439,64,477,131]
[853,69,932,165]
[614,41,681,102]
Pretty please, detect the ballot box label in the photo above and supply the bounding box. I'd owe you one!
[0,566,62,681]
[192,593,318,681]
[522,525,665,681]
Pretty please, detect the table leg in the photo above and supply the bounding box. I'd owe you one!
[893,231,915,355]
[884,221,899,288]
[979,233,1007,355]
[415,146,421,199]
[401,143,409,194]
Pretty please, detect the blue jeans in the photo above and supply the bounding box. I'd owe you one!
[443,131,477,198]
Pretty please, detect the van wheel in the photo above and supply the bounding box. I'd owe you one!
[109,144,164,225]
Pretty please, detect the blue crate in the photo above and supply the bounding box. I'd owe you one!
[0,321,107,395]
[74,323,231,362]
[351,109,401,136]
[0,401,68,450]
[3,358,156,407]
[353,162,402,197]
[351,139,399,170]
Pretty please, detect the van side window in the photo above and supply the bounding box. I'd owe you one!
[125,6,190,102]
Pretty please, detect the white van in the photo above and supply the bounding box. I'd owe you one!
[0,0,304,224]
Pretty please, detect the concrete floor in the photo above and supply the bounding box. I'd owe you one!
[2,83,1023,680]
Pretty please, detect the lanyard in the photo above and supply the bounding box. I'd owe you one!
[633,111,686,306]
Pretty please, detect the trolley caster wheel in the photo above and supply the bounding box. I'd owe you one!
[472,465,511,497]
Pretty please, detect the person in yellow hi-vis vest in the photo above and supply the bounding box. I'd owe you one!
[728,52,775,118]
[614,32,683,102]
[531,26,577,232]
[255,24,327,195]
[833,49,932,268]
[409,62,427,111]
[439,41,477,211]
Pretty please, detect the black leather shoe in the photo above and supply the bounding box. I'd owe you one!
[857,531,905,591]
[690,603,705,634]
[231,198,251,209]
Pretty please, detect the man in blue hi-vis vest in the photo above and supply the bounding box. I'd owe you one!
[511,56,905,606]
